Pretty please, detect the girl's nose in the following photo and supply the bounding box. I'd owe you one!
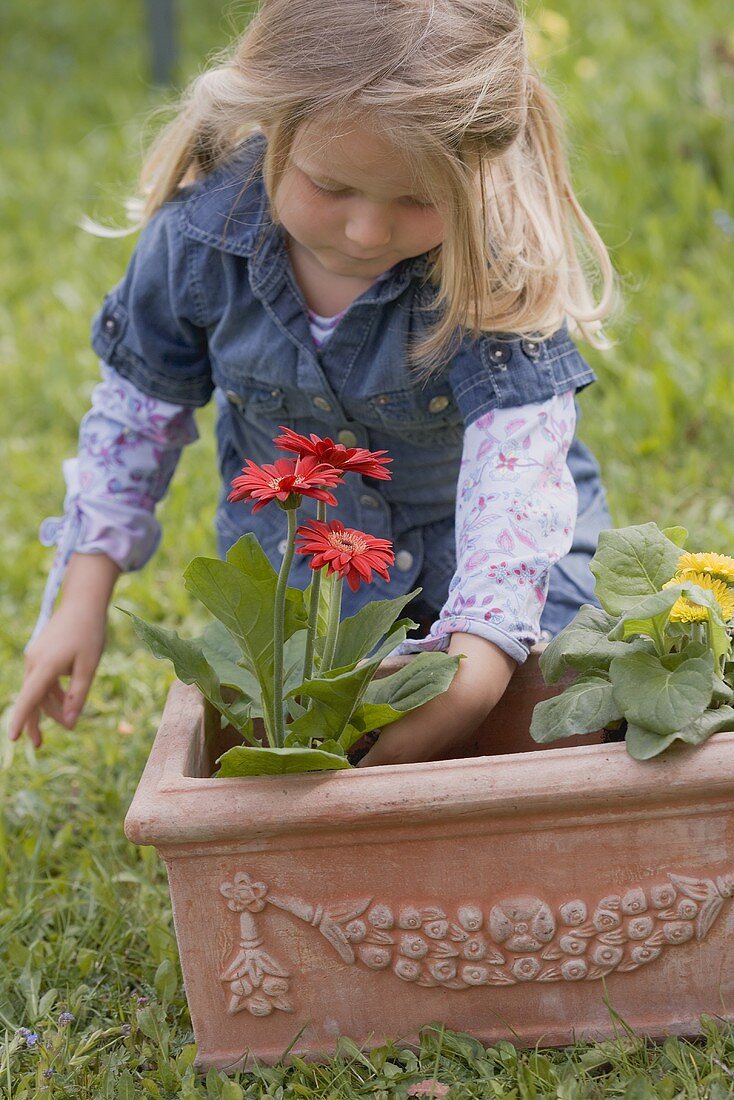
[344,203,391,252]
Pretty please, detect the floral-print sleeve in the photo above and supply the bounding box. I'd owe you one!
[395,391,578,663]
[30,363,198,642]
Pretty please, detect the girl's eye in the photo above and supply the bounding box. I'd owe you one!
[310,180,351,198]
[402,196,434,209]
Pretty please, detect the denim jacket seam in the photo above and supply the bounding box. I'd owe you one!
[184,233,210,328]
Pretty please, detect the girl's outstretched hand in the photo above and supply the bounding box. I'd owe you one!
[9,553,119,748]
[356,633,517,767]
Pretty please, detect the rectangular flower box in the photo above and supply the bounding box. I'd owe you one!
[124,652,734,1070]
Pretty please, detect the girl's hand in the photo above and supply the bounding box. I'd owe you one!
[356,633,517,767]
[9,553,119,748]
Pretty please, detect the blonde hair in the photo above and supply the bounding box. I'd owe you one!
[136,0,616,370]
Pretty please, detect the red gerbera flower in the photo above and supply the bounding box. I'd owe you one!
[296,519,394,591]
[274,426,392,481]
[228,456,341,513]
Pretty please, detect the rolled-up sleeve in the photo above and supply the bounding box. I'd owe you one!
[396,391,579,663]
[29,364,198,644]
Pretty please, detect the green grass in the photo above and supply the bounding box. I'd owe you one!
[1,0,734,1094]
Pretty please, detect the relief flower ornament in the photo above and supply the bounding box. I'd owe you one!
[531,524,734,760]
[128,428,460,777]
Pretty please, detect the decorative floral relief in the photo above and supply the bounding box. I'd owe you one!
[218,869,734,1014]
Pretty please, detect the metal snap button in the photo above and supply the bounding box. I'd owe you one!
[487,342,511,368]
[428,395,450,414]
[338,429,358,448]
[360,493,379,509]
[395,550,414,572]
[225,389,244,407]
[103,316,118,335]
[312,396,332,412]
[375,394,391,406]
[277,539,288,555]
[521,337,541,359]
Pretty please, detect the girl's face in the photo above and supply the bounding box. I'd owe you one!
[272,117,445,281]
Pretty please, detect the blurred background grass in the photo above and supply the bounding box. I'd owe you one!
[1,1,733,1094]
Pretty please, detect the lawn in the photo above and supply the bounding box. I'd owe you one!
[1,0,734,1095]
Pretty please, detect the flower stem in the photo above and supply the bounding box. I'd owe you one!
[302,500,327,684]
[320,576,343,675]
[272,507,297,748]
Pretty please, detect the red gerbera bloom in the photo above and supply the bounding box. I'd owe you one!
[296,519,394,591]
[274,426,392,481]
[228,456,341,513]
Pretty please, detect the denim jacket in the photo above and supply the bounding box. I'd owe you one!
[90,132,609,627]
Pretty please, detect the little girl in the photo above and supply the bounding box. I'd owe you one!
[11,0,614,763]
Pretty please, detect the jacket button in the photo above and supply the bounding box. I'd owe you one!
[103,316,119,335]
[487,342,511,368]
[312,396,332,412]
[521,337,541,359]
[428,395,449,413]
[277,539,288,555]
[395,550,414,572]
[225,389,244,407]
[360,493,379,508]
[375,394,391,406]
[338,429,358,447]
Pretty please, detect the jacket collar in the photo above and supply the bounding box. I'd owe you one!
[175,131,434,294]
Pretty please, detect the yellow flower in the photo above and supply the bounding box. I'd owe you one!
[675,552,734,585]
[663,572,734,623]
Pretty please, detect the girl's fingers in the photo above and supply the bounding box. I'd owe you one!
[8,665,55,742]
[41,681,66,726]
[26,709,43,750]
[63,656,95,728]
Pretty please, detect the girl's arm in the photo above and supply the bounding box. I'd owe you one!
[11,365,197,747]
[357,632,516,766]
[9,552,120,747]
[360,391,579,766]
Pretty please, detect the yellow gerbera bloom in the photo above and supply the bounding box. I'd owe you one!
[663,571,734,623]
[675,551,734,585]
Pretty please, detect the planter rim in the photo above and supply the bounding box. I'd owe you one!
[125,681,734,847]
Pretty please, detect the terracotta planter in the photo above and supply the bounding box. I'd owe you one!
[125,653,734,1069]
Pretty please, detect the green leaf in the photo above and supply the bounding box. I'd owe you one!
[347,653,462,742]
[625,707,734,760]
[624,724,682,760]
[677,705,734,744]
[609,649,714,736]
[713,677,734,706]
[678,583,730,664]
[154,959,177,1005]
[125,612,258,743]
[183,543,306,738]
[539,604,631,683]
[529,674,622,744]
[589,523,682,615]
[608,586,684,647]
[331,588,421,669]
[662,525,688,548]
[215,744,351,776]
[195,620,262,714]
[288,624,411,743]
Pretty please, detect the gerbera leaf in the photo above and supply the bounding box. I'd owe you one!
[123,612,258,744]
[215,745,351,776]
[540,603,639,683]
[330,589,422,669]
[609,649,714,736]
[344,652,462,741]
[530,673,622,744]
[589,523,683,615]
